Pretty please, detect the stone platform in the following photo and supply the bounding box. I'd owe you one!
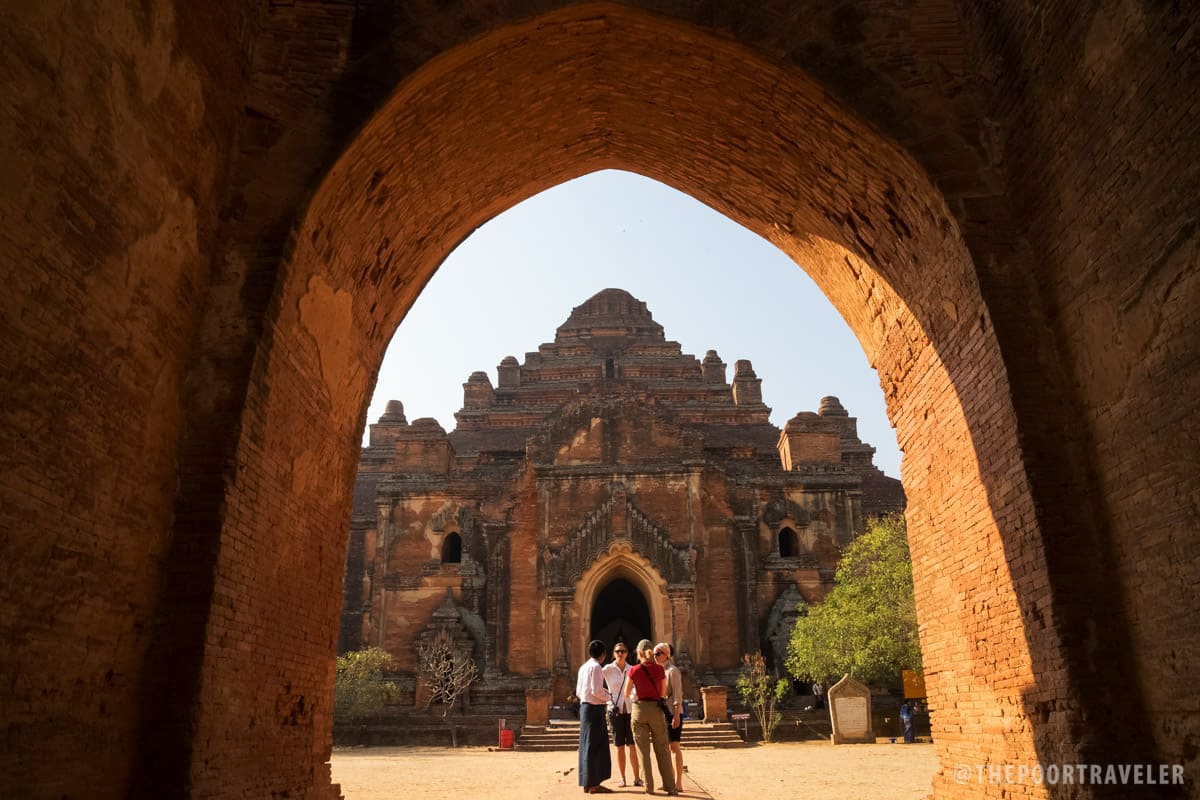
[517,719,748,752]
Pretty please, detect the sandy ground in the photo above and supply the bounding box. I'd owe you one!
[331,740,937,800]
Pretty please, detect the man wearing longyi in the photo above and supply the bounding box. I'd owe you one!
[577,639,614,794]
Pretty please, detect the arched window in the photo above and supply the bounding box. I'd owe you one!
[779,527,799,558]
[441,532,462,564]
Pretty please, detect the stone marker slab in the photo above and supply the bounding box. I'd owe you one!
[828,674,874,744]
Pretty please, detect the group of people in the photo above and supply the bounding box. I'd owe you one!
[576,638,684,795]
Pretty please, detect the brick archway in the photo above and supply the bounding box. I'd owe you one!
[7,2,1189,799]
[576,547,670,673]
[205,6,1049,797]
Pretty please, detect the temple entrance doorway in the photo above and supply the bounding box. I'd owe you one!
[590,577,651,652]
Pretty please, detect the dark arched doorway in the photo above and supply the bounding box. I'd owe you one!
[590,578,651,651]
[440,532,462,563]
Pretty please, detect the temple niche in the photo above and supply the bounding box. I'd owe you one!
[339,288,904,717]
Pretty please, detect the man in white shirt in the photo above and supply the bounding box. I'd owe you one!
[576,639,613,793]
[601,642,642,788]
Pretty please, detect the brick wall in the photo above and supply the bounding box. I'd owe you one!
[0,1,251,797]
[961,6,1200,791]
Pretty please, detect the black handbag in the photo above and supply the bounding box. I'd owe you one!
[608,667,628,722]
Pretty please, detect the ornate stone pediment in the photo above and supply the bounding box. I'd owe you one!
[546,486,693,588]
[429,503,476,535]
[761,495,811,527]
[418,591,482,661]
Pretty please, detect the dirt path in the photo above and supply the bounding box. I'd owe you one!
[331,741,936,800]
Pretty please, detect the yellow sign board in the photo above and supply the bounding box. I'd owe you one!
[901,669,926,699]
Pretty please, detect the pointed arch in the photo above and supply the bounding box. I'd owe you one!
[574,543,671,664]
[178,3,1054,795]
[779,527,800,558]
[440,532,462,564]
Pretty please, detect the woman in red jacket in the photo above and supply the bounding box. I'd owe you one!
[623,639,678,796]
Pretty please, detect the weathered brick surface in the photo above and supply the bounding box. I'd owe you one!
[959,7,1200,796]
[0,1,251,797]
[1,2,1195,799]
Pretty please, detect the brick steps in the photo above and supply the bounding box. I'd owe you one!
[515,719,750,751]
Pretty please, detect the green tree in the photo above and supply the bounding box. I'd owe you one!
[786,514,921,688]
[735,651,789,743]
[334,647,400,721]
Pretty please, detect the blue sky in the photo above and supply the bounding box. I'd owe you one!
[367,170,902,478]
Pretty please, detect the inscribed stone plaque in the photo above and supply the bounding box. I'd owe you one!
[827,674,875,744]
[835,696,868,736]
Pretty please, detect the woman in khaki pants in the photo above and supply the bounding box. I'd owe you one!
[623,639,677,796]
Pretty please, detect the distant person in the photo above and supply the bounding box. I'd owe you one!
[625,639,677,796]
[654,642,685,783]
[576,639,613,793]
[900,700,915,744]
[812,680,825,709]
[601,642,642,788]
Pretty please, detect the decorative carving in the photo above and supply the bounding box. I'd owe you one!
[554,597,571,674]
[765,585,806,677]
[382,574,422,590]
[483,523,509,675]
[430,503,475,534]
[766,553,820,569]
[761,495,811,528]
[732,516,759,655]
[415,592,481,709]
[546,491,693,588]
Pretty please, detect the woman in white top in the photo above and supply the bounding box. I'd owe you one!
[655,642,685,784]
[601,643,642,787]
